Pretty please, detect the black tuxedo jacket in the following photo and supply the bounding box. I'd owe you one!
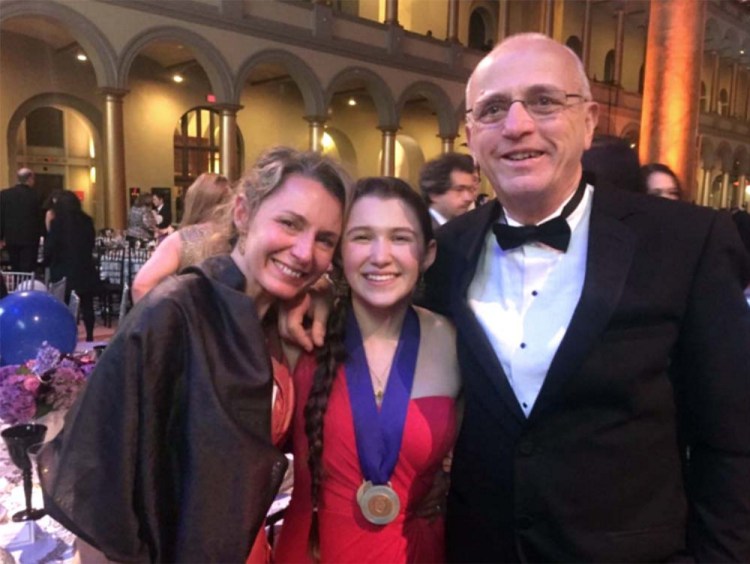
[0,183,42,245]
[155,203,172,229]
[423,185,750,562]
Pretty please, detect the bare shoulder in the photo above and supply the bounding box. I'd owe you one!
[414,305,456,344]
[413,306,461,399]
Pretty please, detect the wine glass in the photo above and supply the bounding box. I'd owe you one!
[1,423,47,521]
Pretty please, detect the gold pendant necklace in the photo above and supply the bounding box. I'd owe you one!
[371,359,393,407]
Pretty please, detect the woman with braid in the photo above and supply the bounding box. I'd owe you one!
[275,177,461,562]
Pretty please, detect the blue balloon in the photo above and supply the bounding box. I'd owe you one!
[0,291,77,366]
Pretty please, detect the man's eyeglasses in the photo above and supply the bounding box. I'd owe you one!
[466,89,589,125]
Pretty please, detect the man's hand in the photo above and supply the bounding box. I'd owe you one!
[278,277,333,352]
[413,467,450,522]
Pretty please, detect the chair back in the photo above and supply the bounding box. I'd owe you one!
[98,248,126,287]
[127,248,152,286]
[68,290,80,321]
[3,271,36,293]
[49,277,67,303]
[119,282,131,324]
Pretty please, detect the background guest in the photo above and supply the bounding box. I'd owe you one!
[43,190,98,342]
[641,162,682,200]
[0,167,42,272]
[152,192,172,232]
[582,134,644,193]
[125,193,157,247]
[132,173,232,302]
[419,153,478,229]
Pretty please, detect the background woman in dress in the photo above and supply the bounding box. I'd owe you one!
[125,193,157,246]
[274,177,461,563]
[132,173,232,302]
[43,190,99,341]
[39,147,349,563]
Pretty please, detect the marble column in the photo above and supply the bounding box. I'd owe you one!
[710,52,720,114]
[729,62,740,118]
[582,0,593,72]
[306,117,326,153]
[447,0,459,42]
[101,88,128,230]
[639,0,706,203]
[496,0,509,44]
[614,9,626,87]
[218,104,242,181]
[380,128,397,176]
[385,0,398,25]
[540,0,554,35]
[720,172,731,208]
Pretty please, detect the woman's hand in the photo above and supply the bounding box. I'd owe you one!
[278,276,333,352]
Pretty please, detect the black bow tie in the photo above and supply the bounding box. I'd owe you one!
[493,218,571,251]
[492,178,587,253]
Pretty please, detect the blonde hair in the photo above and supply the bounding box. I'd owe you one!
[180,173,232,227]
[213,146,351,252]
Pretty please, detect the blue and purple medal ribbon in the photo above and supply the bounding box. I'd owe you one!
[344,306,420,485]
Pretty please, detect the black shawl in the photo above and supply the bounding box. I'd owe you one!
[38,255,287,562]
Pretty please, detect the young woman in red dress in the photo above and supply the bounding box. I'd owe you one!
[275,177,461,563]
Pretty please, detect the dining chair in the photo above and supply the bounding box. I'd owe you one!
[96,248,126,327]
[2,271,35,293]
[48,277,67,303]
[68,290,80,322]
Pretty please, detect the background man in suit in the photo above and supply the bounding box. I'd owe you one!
[419,152,478,229]
[424,33,750,561]
[152,192,172,232]
[0,167,42,272]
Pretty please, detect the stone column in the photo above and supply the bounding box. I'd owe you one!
[101,88,128,230]
[720,172,731,208]
[614,8,626,87]
[385,0,398,25]
[380,128,397,176]
[441,136,455,154]
[639,0,706,203]
[540,0,554,35]
[496,0,509,43]
[698,167,711,206]
[582,0,593,73]
[306,117,326,153]
[729,62,740,118]
[218,104,242,181]
[447,0,459,42]
[739,174,748,207]
[710,52,720,114]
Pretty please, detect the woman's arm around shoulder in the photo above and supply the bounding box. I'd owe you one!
[131,229,183,303]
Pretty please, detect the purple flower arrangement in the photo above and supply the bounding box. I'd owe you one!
[0,342,95,425]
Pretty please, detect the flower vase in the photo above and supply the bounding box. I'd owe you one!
[36,410,65,442]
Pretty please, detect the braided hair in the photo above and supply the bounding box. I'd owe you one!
[303,176,434,560]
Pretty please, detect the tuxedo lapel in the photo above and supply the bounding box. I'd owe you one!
[451,202,526,423]
[530,188,638,421]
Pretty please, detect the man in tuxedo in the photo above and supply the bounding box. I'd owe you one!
[423,33,750,561]
[419,152,478,230]
[0,167,42,272]
[152,192,172,232]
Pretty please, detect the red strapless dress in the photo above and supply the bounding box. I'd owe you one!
[274,353,456,563]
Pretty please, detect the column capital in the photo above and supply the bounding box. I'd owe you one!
[98,87,129,99]
[304,115,328,125]
[377,126,399,134]
[214,103,244,114]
